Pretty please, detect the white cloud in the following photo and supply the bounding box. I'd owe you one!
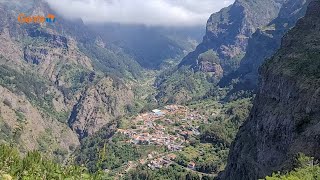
[45,0,234,26]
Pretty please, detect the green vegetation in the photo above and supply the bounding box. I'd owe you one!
[156,66,215,104]
[75,123,165,174]
[79,44,143,80]
[262,16,320,80]
[190,98,252,146]
[198,50,220,64]
[285,51,320,79]
[77,134,142,172]
[127,70,159,115]
[0,103,25,147]
[265,154,320,180]
[0,121,15,145]
[175,143,228,174]
[0,65,68,122]
[155,46,245,104]
[36,128,70,163]
[163,98,252,175]
[125,164,214,180]
[56,64,100,102]
[0,144,105,179]
[74,122,118,172]
[14,111,26,123]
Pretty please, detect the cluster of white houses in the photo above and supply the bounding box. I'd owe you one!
[118,105,206,151]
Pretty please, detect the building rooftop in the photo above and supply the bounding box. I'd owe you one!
[152,109,162,113]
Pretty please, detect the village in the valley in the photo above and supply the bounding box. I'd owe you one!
[117,105,208,171]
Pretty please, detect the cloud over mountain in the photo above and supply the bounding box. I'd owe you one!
[46,0,233,26]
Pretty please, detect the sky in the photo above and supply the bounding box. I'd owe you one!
[45,0,234,27]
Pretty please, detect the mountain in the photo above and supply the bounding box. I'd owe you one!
[180,0,286,73]
[90,24,203,69]
[220,0,311,91]
[0,0,138,156]
[219,1,320,179]
[155,0,287,104]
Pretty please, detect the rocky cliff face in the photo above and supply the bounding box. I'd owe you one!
[0,85,79,156]
[221,0,311,90]
[68,77,133,139]
[180,0,285,74]
[156,0,287,104]
[219,1,320,179]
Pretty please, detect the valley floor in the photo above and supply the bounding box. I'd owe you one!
[97,96,252,179]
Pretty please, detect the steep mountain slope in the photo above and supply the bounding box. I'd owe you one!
[68,77,133,139]
[156,0,286,103]
[180,0,285,72]
[0,72,79,158]
[221,0,311,90]
[219,1,320,179]
[0,0,137,155]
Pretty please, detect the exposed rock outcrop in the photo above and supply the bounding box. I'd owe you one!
[198,61,223,78]
[220,0,311,90]
[219,1,320,179]
[180,0,286,74]
[23,30,93,82]
[0,85,79,154]
[68,77,134,139]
